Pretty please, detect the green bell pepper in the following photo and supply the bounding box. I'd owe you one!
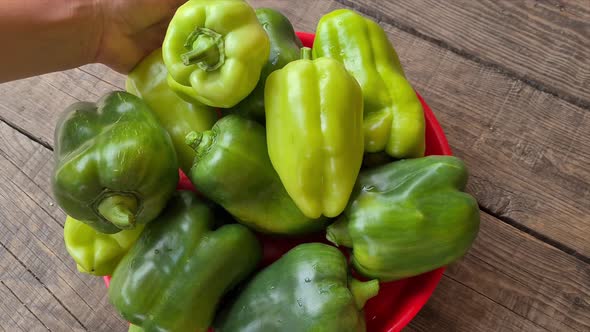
[313,9,425,159]
[227,8,302,121]
[265,47,364,219]
[185,115,327,235]
[327,156,480,281]
[163,0,270,108]
[126,48,217,173]
[109,191,261,332]
[215,243,379,332]
[64,216,143,276]
[52,91,178,234]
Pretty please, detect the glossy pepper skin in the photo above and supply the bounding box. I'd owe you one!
[163,0,270,108]
[109,191,261,332]
[327,156,480,281]
[126,48,217,173]
[185,115,327,235]
[128,325,143,332]
[265,47,364,219]
[227,8,302,121]
[52,91,178,234]
[313,9,425,159]
[215,243,379,332]
[64,216,143,276]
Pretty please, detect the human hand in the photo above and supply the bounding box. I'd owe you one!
[94,0,186,73]
[0,0,185,82]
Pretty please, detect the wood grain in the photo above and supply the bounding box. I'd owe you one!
[405,211,590,331]
[0,66,124,148]
[0,243,78,332]
[0,275,53,332]
[0,122,126,332]
[441,213,589,331]
[406,276,547,332]
[337,0,590,109]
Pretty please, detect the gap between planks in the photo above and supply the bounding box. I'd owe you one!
[480,205,590,265]
[0,281,51,332]
[0,116,52,150]
[0,229,87,331]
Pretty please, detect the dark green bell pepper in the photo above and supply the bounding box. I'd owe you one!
[52,91,179,234]
[313,9,425,159]
[185,115,327,235]
[126,48,217,173]
[227,8,302,121]
[215,243,379,332]
[327,156,480,281]
[109,191,261,332]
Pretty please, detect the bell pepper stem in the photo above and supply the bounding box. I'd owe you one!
[326,217,353,247]
[301,47,312,60]
[186,130,215,158]
[182,38,216,64]
[181,28,225,71]
[186,131,203,150]
[97,195,138,230]
[349,278,380,310]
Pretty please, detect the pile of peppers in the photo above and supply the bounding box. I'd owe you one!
[52,1,480,331]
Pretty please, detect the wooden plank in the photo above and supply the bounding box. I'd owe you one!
[79,64,125,89]
[246,0,590,258]
[406,276,546,332]
[0,244,77,331]
[0,122,126,331]
[0,66,123,148]
[338,0,590,109]
[447,213,590,331]
[406,210,590,331]
[0,280,49,332]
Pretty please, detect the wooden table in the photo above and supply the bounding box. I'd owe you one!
[1,0,588,331]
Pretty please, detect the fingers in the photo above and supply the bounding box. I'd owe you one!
[140,20,170,54]
[120,20,169,73]
[98,40,145,74]
[97,0,186,73]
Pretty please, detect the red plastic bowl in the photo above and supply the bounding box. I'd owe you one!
[105,32,451,332]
